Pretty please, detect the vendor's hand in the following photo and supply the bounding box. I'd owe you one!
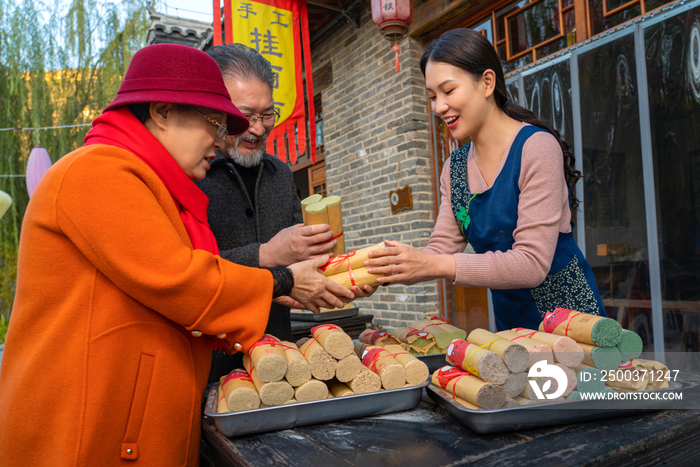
[259,224,336,268]
[288,256,355,313]
[273,296,304,309]
[351,284,378,298]
[365,240,454,286]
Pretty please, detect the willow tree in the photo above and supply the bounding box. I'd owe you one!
[0,0,153,323]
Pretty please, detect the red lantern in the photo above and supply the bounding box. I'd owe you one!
[371,0,413,72]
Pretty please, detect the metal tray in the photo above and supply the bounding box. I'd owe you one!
[417,353,447,374]
[206,380,429,437]
[289,307,359,322]
[426,382,684,435]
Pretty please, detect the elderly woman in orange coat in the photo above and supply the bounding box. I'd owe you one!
[0,44,352,466]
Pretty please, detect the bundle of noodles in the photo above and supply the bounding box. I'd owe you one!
[413,316,466,350]
[393,326,442,355]
[358,329,401,347]
[318,242,387,292]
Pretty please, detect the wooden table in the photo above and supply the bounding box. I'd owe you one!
[290,313,373,341]
[200,372,700,467]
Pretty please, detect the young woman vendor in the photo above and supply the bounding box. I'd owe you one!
[365,28,606,331]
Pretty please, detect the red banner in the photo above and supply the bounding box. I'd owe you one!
[214,0,316,164]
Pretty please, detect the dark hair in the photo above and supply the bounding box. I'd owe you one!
[127,103,193,125]
[207,43,275,92]
[128,103,150,123]
[420,28,582,213]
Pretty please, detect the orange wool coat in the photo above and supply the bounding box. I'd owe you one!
[0,144,273,466]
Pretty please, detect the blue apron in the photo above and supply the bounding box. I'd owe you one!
[449,125,606,331]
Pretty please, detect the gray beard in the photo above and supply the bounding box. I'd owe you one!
[225,134,266,168]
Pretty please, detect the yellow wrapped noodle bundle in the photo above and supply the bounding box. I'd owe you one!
[311,324,353,359]
[326,267,382,292]
[219,369,260,412]
[511,327,584,368]
[304,201,328,225]
[496,330,554,369]
[435,385,481,410]
[279,340,312,387]
[216,385,231,413]
[383,344,430,386]
[320,195,345,257]
[423,315,467,348]
[300,194,322,225]
[329,380,355,397]
[359,329,401,346]
[318,242,386,277]
[394,327,441,355]
[467,328,528,373]
[360,345,406,390]
[445,339,508,384]
[539,308,622,347]
[412,319,454,350]
[431,365,505,409]
[244,334,287,382]
[299,336,337,381]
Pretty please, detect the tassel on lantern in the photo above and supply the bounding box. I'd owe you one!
[393,37,400,72]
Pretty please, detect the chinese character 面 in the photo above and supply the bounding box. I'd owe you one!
[271,65,282,89]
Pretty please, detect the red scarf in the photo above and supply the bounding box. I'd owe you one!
[84,108,219,254]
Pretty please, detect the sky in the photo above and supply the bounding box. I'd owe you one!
[158,0,214,23]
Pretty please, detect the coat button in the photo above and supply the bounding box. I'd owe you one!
[191,330,203,337]
[245,208,254,217]
[217,333,227,339]
[127,449,133,455]
[234,343,243,351]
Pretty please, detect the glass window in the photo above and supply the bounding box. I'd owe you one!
[578,33,655,353]
[607,0,636,12]
[500,42,533,73]
[506,0,562,58]
[645,9,700,373]
[506,80,521,106]
[495,1,526,42]
[589,1,642,36]
[523,59,573,148]
[472,17,494,44]
[645,0,675,11]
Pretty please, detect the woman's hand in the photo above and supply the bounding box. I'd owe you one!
[288,256,355,312]
[351,284,378,298]
[273,296,304,309]
[365,240,455,286]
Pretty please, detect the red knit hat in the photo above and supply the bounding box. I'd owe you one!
[103,44,249,134]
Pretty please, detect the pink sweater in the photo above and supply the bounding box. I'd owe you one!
[423,124,572,289]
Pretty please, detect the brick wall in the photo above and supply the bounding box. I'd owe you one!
[311,9,442,329]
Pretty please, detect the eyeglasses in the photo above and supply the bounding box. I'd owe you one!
[187,106,228,140]
[243,109,280,126]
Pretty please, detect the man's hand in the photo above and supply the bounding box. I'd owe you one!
[259,224,336,268]
[287,256,355,313]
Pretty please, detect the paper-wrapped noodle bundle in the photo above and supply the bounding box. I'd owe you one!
[539,308,622,347]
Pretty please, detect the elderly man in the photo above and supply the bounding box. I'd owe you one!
[197,43,336,383]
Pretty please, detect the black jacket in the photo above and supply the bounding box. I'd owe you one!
[196,151,302,382]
